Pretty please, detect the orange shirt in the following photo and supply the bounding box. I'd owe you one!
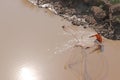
[91,34,102,43]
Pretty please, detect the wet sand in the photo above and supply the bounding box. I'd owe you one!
[0,0,120,80]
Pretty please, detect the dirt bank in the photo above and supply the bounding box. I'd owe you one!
[30,0,120,40]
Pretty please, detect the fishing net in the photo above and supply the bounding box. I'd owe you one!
[60,25,107,80]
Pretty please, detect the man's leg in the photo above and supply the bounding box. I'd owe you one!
[94,40,104,52]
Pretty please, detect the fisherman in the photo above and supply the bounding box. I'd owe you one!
[89,32,104,52]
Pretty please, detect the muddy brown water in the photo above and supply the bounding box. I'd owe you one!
[0,0,120,80]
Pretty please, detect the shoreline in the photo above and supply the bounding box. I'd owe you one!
[28,0,120,40]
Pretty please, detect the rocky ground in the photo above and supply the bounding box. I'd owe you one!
[33,0,120,40]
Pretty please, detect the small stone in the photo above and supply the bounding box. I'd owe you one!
[83,15,96,24]
[91,6,106,19]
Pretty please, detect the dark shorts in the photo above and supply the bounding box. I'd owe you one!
[94,40,104,52]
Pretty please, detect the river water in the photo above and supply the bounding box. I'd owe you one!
[0,0,120,80]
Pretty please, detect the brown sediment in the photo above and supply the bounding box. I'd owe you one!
[22,0,36,9]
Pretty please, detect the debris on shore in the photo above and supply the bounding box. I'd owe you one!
[28,0,120,40]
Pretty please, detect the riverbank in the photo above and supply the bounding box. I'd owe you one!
[29,0,120,40]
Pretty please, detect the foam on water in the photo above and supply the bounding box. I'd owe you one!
[54,25,97,55]
[28,0,37,5]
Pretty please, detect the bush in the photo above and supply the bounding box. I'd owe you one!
[110,0,120,4]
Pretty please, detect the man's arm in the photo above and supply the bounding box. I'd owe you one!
[89,34,96,38]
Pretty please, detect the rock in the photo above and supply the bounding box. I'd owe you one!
[72,21,81,26]
[83,15,96,24]
[112,15,120,23]
[54,3,64,14]
[110,3,120,14]
[81,0,99,5]
[91,6,106,19]
[64,8,76,15]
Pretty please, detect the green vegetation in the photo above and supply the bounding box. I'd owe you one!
[110,0,120,4]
